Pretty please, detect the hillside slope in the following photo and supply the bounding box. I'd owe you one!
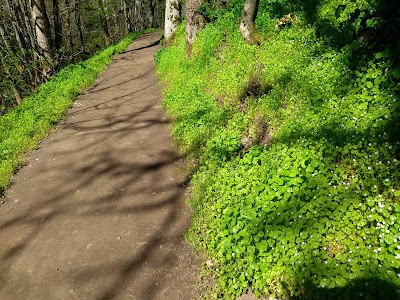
[156,0,400,298]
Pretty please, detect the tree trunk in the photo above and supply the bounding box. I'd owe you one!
[149,0,156,28]
[185,0,204,57]
[53,0,63,52]
[64,0,74,51]
[31,0,54,63]
[0,23,13,53]
[239,0,260,44]
[17,0,37,51]
[133,0,143,31]
[74,0,85,52]
[97,0,112,45]
[164,0,181,46]
[5,0,27,55]
[122,0,132,33]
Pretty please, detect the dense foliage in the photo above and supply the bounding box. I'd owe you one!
[0,31,141,194]
[157,0,400,298]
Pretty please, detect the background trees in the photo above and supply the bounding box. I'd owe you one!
[0,0,165,115]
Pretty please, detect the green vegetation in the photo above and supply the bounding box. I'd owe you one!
[0,32,141,194]
[156,0,400,298]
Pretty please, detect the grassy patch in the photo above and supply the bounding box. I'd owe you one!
[157,1,400,298]
[0,32,142,194]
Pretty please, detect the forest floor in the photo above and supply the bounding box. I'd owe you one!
[0,31,198,300]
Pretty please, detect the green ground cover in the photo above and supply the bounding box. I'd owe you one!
[0,32,141,193]
[156,0,400,298]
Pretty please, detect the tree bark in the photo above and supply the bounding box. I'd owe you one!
[97,0,112,45]
[74,0,85,52]
[239,0,260,44]
[133,0,144,31]
[164,0,181,46]
[0,23,13,53]
[185,0,204,57]
[31,0,54,63]
[64,0,74,50]
[17,0,37,51]
[149,0,156,28]
[122,0,132,33]
[52,0,63,52]
[5,0,27,55]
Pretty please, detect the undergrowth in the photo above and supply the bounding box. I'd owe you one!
[0,31,142,194]
[157,0,400,298]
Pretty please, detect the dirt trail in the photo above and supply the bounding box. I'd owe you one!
[0,31,197,300]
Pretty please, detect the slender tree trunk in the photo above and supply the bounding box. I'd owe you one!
[164,0,181,46]
[74,0,85,52]
[185,0,204,57]
[133,0,142,31]
[0,23,13,53]
[149,0,156,28]
[52,0,63,52]
[97,0,112,45]
[64,0,74,51]
[17,0,37,51]
[239,0,260,44]
[31,0,54,63]
[122,0,132,33]
[5,0,27,56]
[13,0,37,85]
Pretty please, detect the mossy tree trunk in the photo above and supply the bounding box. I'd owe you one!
[239,0,260,44]
[185,0,205,57]
[164,0,181,46]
